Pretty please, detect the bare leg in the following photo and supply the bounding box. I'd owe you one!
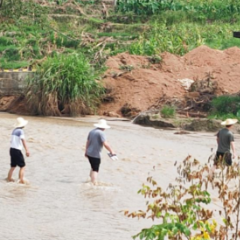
[209,165,216,180]
[7,167,16,182]
[90,170,98,185]
[19,167,25,184]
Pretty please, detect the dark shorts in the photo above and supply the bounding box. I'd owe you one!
[214,151,232,166]
[10,148,26,168]
[88,156,101,172]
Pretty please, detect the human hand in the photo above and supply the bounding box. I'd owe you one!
[26,151,30,157]
[108,152,118,161]
[233,153,236,159]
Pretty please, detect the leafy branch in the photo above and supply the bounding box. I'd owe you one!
[124,155,240,239]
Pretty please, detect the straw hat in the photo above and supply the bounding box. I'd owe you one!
[14,117,28,128]
[221,118,238,126]
[94,119,110,129]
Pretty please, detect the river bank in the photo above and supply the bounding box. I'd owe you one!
[0,113,239,240]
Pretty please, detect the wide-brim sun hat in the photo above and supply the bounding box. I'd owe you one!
[221,118,238,126]
[14,117,28,128]
[94,119,110,129]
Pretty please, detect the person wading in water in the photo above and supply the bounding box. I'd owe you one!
[7,117,30,184]
[85,119,116,185]
[210,118,237,179]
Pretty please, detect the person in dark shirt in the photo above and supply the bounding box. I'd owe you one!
[210,118,237,179]
[215,118,237,166]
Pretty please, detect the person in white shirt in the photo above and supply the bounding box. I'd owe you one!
[7,117,30,184]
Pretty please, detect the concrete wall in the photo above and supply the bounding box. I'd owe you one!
[0,72,34,95]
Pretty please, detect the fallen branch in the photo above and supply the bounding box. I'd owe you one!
[177,110,207,118]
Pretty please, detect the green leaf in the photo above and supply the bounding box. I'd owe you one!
[183,227,191,236]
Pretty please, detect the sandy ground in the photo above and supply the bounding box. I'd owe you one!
[0,113,239,240]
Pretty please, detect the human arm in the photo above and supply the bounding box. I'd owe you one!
[21,139,30,157]
[103,141,115,155]
[216,131,219,144]
[231,141,236,159]
[85,140,90,158]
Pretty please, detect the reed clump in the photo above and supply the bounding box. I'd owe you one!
[26,53,103,116]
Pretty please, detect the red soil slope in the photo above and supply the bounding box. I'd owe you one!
[98,45,240,117]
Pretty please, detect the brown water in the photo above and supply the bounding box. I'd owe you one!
[0,113,236,240]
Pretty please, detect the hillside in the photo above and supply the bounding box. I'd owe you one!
[1,0,240,117]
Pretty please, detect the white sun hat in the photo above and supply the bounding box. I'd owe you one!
[94,119,110,129]
[221,118,238,126]
[14,117,28,128]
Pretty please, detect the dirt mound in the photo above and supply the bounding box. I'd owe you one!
[99,46,240,117]
[99,52,186,117]
[2,45,240,117]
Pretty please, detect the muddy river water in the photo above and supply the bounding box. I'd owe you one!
[0,113,239,240]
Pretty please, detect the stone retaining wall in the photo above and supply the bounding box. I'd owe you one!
[0,72,33,95]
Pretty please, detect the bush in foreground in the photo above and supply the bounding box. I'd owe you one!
[124,155,240,239]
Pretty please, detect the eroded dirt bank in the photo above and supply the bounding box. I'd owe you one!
[99,45,240,117]
[1,45,240,117]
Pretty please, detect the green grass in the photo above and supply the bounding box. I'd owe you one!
[0,59,29,69]
[207,36,240,49]
[2,0,239,69]
[97,32,138,40]
[208,95,240,120]
[127,21,240,56]
[0,37,14,46]
[208,113,240,121]
[160,105,176,118]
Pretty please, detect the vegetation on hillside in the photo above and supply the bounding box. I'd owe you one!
[1,0,240,69]
[1,0,240,115]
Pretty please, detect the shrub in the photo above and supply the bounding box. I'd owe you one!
[160,105,175,118]
[210,95,240,118]
[26,52,104,116]
[125,155,240,240]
